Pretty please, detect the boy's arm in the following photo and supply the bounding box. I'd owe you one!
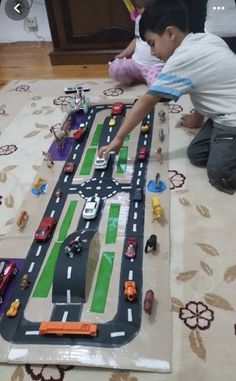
[98,93,160,157]
[115,39,136,58]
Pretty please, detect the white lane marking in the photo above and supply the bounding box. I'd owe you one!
[75,144,80,150]
[91,108,95,113]
[107,186,112,189]
[67,289,71,303]
[88,115,91,119]
[128,270,133,280]
[128,308,133,322]
[145,134,148,138]
[25,331,39,335]
[140,163,144,168]
[107,136,111,143]
[64,175,68,183]
[62,311,69,322]
[135,202,138,208]
[110,331,125,338]
[130,258,134,262]
[85,221,90,229]
[73,153,77,160]
[56,197,60,203]
[86,186,92,190]
[99,180,102,184]
[122,186,131,189]
[69,187,77,191]
[133,224,137,232]
[101,172,105,177]
[138,170,142,177]
[147,114,150,119]
[144,140,147,146]
[134,212,137,220]
[67,267,72,279]
[50,210,55,217]
[28,262,35,273]
[137,179,140,185]
[35,246,42,256]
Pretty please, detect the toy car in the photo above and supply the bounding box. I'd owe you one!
[111,102,125,115]
[94,152,111,170]
[133,187,143,201]
[34,216,56,242]
[82,196,101,220]
[64,161,75,174]
[6,298,21,317]
[141,122,149,133]
[65,239,82,258]
[124,237,137,258]
[136,146,149,161]
[109,117,116,126]
[0,260,18,304]
[124,280,137,302]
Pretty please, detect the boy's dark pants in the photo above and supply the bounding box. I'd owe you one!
[187,119,236,194]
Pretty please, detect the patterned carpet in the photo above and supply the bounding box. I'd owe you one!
[1,79,236,380]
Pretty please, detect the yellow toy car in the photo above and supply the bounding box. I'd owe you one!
[6,298,21,317]
[109,117,116,126]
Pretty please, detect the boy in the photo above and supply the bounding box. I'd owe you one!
[99,0,236,195]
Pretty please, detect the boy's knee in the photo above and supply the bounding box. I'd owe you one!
[187,144,208,167]
[207,164,236,195]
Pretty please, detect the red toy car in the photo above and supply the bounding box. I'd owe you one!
[111,102,125,115]
[34,216,56,242]
[0,260,18,304]
[136,146,149,161]
[124,237,137,258]
[64,162,75,174]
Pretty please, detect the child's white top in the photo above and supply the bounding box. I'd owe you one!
[148,33,236,128]
[132,15,164,68]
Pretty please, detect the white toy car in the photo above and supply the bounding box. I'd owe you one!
[82,196,101,220]
[94,153,110,170]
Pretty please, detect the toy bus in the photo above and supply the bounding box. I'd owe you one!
[39,321,97,336]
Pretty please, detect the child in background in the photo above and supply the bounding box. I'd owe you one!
[108,0,164,86]
[99,0,236,195]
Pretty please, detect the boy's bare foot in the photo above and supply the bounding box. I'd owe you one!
[180,112,204,129]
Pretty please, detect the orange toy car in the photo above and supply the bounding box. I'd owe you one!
[124,280,137,302]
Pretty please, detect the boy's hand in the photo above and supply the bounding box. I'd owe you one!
[180,112,204,129]
[98,136,124,158]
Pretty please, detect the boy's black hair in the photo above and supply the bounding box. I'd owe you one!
[139,0,189,40]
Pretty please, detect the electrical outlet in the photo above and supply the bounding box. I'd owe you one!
[24,16,38,32]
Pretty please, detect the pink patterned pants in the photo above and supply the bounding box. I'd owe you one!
[109,58,163,87]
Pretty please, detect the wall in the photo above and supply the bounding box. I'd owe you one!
[0,0,52,42]
[0,0,236,43]
[205,0,236,37]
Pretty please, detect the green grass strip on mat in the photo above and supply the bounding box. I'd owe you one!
[32,241,61,297]
[79,148,97,175]
[57,200,78,241]
[124,134,130,141]
[90,251,115,313]
[91,124,103,146]
[105,203,121,244]
[116,146,128,173]
[33,200,78,297]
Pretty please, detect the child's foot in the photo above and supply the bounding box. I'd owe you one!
[180,112,204,129]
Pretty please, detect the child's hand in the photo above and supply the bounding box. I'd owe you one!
[98,137,123,158]
[180,112,204,129]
